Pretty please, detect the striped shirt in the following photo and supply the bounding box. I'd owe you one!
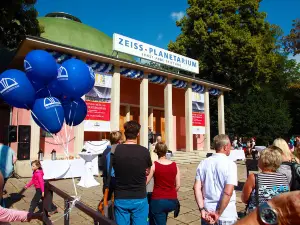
[248,172,289,212]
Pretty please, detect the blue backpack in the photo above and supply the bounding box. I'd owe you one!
[106,151,115,178]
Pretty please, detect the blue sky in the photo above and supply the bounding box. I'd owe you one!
[36,0,300,59]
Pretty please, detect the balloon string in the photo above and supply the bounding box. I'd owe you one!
[30,100,79,199]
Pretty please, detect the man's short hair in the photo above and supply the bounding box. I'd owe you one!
[110,131,122,145]
[260,146,283,171]
[124,121,141,140]
[213,134,229,151]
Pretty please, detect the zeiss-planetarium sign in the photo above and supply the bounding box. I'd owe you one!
[113,33,199,74]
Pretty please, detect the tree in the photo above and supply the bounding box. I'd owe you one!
[226,88,292,145]
[0,0,41,49]
[168,0,292,139]
[169,0,282,93]
[283,19,300,56]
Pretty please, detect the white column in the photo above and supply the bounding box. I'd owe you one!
[185,83,193,152]
[30,118,40,160]
[125,105,130,122]
[164,79,173,150]
[204,87,211,151]
[140,74,148,148]
[74,96,85,155]
[110,66,121,131]
[149,107,153,130]
[218,91,225,134]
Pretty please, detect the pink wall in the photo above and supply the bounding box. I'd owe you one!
[11,107,75,158]
[40,126,74,157]
[10,77,204,154]
[120,77,192,151]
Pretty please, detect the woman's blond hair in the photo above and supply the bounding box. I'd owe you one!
[273,138,295,160]
[259,146,283,172]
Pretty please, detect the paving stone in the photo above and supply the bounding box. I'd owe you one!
[4,162,247,224]
[174,212,201,223]
[167,217,184,225]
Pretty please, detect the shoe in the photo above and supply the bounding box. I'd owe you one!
[48,210,58,216]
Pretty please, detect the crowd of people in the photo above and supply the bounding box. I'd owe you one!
[1,121,300,224]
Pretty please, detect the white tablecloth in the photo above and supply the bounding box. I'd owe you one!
[228,150,246,161]
[77,152,100,188]
[83,141,110,154]
[41,158,98,180]
[255,146,266,152]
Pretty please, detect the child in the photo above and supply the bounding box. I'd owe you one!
[24,160,44,213]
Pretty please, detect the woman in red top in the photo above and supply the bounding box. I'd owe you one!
[146,143,180,225]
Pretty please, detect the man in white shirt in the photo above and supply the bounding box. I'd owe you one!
[194,134,237,225]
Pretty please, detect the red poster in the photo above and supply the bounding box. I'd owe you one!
[192,112,205,126]
[85,101,110,121]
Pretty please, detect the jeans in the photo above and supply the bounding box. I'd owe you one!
[1,178,8,207]
[150,199,177,225]
[114,198,149,225]
[29,188,42,213]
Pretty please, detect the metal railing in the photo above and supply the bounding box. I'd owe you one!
[42,182,116,225]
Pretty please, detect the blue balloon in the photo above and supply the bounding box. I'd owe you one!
[0,69,35,109]
[32,80,63,98]
[24,50,57,85]
[31,63,63,98]
[63,98,87,126]
[87,67,95,92]
[57,59,95,98]
[31,97,64,133]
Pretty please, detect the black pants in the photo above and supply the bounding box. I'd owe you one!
[44,190,57,212]
[29,188,42,213]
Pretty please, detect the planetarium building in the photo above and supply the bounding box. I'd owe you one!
[2,13,230,176]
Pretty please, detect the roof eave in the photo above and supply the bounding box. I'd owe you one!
[10,36,232,91]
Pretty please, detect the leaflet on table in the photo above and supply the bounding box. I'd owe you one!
[192,92,205,134]
[84,73,112,132]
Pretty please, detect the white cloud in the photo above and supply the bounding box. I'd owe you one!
[157,33,163,41]
[171,11,184,21]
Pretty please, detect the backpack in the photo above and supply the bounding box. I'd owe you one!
[282,161,300,191]
[98,144,117,220]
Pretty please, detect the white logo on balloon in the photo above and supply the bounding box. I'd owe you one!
[57,66,68,80]
[44,97,61,109]
[0,78,19,94]
[24,60,32,71]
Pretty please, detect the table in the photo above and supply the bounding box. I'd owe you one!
[41,158,98,180]
[77,152,100,188]
[228,150,246,161]
[255,146,266,152]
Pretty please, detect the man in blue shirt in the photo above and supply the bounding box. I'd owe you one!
[0,144,16,184]
[0,144,17,207]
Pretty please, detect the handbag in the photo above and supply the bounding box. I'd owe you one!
[174,199,180,218]
[242,174,258,217]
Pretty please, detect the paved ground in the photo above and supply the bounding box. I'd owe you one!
[4,162,247,225]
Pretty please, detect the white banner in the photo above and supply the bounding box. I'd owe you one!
[113,33,199,74]
[192,92,205,134]
[84,73,112,132]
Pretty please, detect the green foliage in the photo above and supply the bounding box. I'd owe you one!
[0,0,41,49]
[169,0,281,92]
[169,0,294,140]
[226,89,292,145]
[283,19,300,56]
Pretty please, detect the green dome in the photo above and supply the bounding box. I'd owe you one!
[38,16,133,61]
